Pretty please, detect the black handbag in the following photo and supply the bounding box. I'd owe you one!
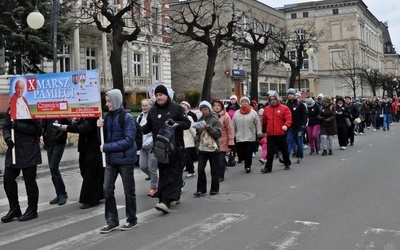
[226,152,236,167]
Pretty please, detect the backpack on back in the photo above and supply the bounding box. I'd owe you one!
[154,119,179,164]
[105,110,143,150]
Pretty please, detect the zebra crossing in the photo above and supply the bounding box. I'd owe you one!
[2,193,400,250]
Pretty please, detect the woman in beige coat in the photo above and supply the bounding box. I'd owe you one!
[232,97,263,173]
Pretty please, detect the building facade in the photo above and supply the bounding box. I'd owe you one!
[279,0,388,98]
[169,0,287,103]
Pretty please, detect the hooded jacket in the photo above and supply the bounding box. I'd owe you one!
[103,89,137,165]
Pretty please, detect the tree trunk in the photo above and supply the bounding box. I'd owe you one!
[289,69,297,89]
[110,30,124,95]
[202,46,218,101]
[250,49,259,101]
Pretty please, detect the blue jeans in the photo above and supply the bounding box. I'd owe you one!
[287,128,304,158]
[139,149,158,189]
[104,164,137,226]
[383,113,390,129]
[47,144,67,196]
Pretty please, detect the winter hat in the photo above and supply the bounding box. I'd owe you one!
[355,98,360,103]
[268,91,280,102]
[287,88,296,95]
[317,93,324,99]
[322,96,331,104]
[105,89,123,110]
[336,96,345,102]
[240,96,251,104]
[211,99,224,109]
[230,95,238,101]
[180,101,191,109]
[155,85,169,96]
[306,97,315,107]
[295,92,301,99]
[199,100,212,111]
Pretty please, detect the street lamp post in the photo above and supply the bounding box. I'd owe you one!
[27,0,58,73]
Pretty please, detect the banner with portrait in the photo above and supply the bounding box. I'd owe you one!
[9,70,102,120]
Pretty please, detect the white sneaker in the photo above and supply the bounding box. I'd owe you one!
[374,129,376,131]
[359,132,363,135]
[155,203,170,214]
[186,173,195,178]
[340,146,346,150]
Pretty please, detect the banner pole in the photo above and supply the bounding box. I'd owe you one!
[11,121,15,165]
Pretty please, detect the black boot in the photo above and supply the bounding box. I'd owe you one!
[322,150,327,156]
[1,209,22,223]
[19,209,38,222]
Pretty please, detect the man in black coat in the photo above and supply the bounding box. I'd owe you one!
[2,108,42,222]
[142,85,191,214]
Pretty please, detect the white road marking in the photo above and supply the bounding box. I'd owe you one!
[0,204,124,247]
[36,206,168,250]
[0,196,27,207]
[269,220,319,249]
[138,213,247,250]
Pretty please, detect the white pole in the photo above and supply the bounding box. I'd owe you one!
[11,124,15,165]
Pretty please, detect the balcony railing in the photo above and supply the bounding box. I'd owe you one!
[99,75,150,93]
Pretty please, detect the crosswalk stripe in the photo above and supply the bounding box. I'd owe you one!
[36,206,167,250]
[0,205,123,247]
[0,196,27,207]
[0,199,79,218]
[138,213,247,250]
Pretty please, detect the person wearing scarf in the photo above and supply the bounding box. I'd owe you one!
[232,97,262,173]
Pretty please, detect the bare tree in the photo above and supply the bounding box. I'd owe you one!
[230,13,275,101]
[89,0,141,94]
[169,0,240,101]
[362,68,380,97]
[270,25,318,90]
[332,41,363,98]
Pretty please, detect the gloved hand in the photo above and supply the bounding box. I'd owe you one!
[11,120,18,130]
[167,118,175,125]
[6,138,14,149]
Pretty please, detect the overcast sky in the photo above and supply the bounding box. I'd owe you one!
[259,0,400,51]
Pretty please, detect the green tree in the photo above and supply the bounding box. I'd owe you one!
[0,0,76,74]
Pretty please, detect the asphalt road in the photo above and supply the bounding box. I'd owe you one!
[1,124,400,249]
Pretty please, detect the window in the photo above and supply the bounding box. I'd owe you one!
[303,12,308,18]
[86,47,96,70]
[244,49,251,59]
[333,9,339,15]
[59,45,71,72]
[296,28,305,40]
[288,50,310,70]
[152,7,159,36]
[291,13,297,19]
[153,55,160,81]
[132,53,142,76]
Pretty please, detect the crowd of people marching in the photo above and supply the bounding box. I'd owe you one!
[2,84,398,234]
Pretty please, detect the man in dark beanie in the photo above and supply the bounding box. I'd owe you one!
[142,84,190,214]
[154,85,169,97]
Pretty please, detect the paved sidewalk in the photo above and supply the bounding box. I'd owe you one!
[0,144,80,182]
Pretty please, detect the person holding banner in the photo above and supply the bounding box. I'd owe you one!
[42,118,70,206]
[97,89,138,234]
[59,117,104,209]
[10,80,31,119]
[1,108,42,223]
